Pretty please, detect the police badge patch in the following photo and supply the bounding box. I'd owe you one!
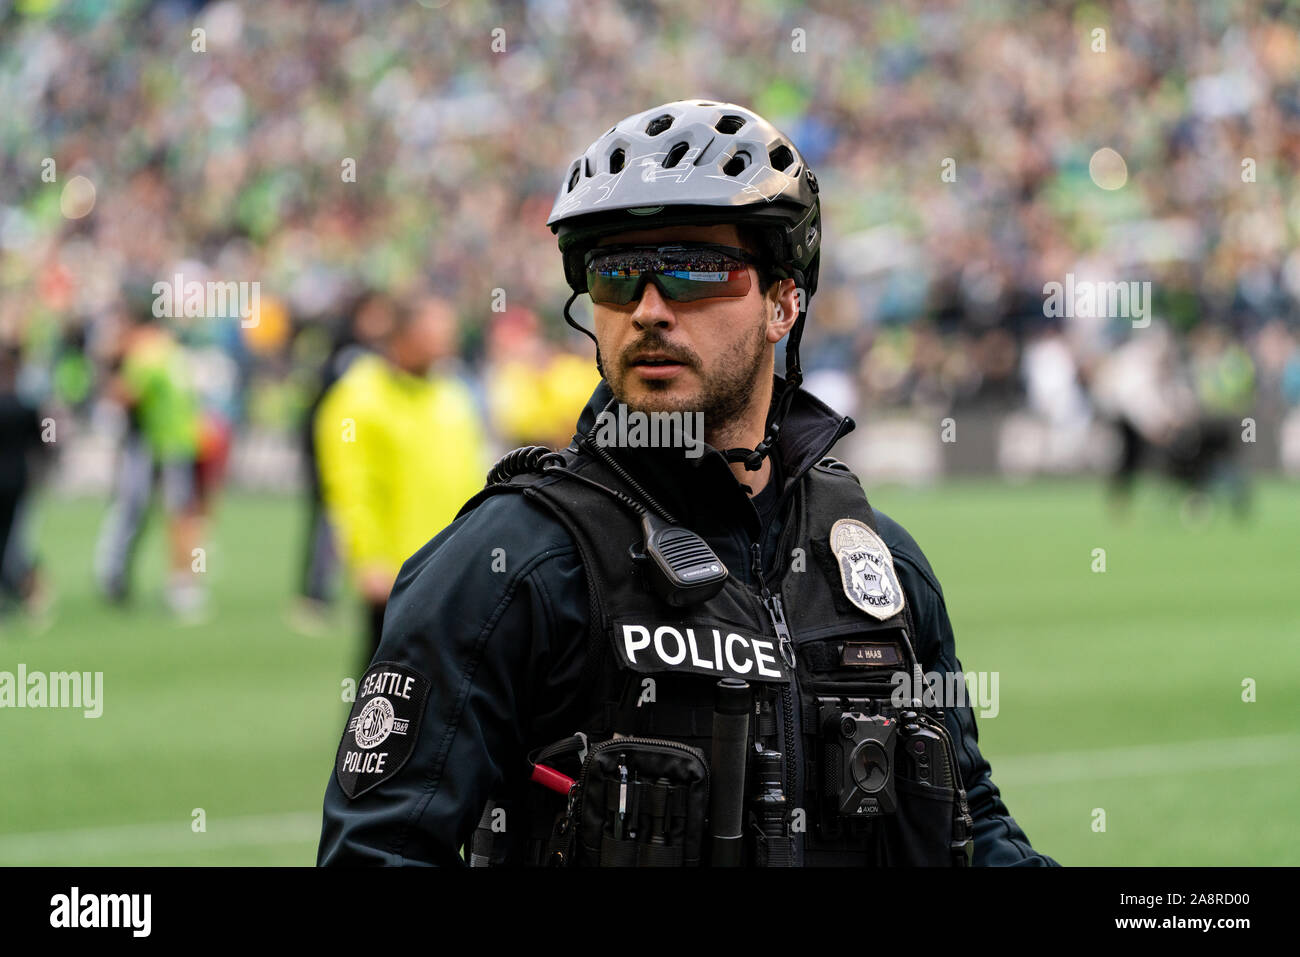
[829,518,906,621]
[335,662,429,799]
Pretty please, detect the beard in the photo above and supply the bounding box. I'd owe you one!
[604,315,770,432]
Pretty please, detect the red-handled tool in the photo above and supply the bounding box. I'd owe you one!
[530,763,576,795]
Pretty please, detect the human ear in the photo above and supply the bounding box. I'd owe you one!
[766,279,799,342]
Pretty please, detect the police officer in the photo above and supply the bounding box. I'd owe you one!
[318,100,1058,867]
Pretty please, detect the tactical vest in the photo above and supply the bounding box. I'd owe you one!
[462,446,973,867]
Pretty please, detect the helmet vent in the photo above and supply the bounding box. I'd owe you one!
[722,151,750,176]
[584,156,593,177]
[769,144,795,172]
[609,148,625,174]
[663,141,689,168]
[567,165,581,192]
[645,114,675,136]
[715,115,746,134]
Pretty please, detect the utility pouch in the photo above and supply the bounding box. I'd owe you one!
[878,776,960,866]
[570,736,710,867]
[878,715,973,866]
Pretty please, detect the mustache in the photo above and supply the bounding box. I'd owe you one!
[619,335,699,367]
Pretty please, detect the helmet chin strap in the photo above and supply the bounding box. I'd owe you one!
[720,362,800,471]
[562,289,605,378]
[722,281,806,471]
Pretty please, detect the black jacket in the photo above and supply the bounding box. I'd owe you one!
[317,379,1059,866]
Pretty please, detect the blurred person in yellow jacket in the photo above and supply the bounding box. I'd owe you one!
[485,305,601,449]
[314,293,488,669]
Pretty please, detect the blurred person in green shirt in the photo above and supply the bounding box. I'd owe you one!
[314,293,489,670]
[94,300,207,619]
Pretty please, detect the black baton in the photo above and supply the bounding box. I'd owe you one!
[710,677,752,866]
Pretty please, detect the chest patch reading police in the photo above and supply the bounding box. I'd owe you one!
[611,619,789,682]
[335,662,429,799]
[830,518,905,621]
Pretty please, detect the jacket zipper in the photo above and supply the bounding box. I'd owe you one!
[751,541,797,864]
[734,428,851,863]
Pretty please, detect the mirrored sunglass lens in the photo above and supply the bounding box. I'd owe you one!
[657,267,751,301]
[587,268,643,304]
[587,249,751,303]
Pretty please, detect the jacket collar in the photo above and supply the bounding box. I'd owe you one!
[571,377,855,529]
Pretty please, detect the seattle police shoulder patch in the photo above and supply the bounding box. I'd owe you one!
[829,518,906,621]
[335,662,429,800]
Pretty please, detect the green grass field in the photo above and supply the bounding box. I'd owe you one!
[2,478,1297,866]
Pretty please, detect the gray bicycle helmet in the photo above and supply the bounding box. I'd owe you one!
[546,98,822,470]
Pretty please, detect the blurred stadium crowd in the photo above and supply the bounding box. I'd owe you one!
[2,0,1300,614]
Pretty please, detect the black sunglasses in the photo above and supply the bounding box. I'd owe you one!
[584,243,766,305]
